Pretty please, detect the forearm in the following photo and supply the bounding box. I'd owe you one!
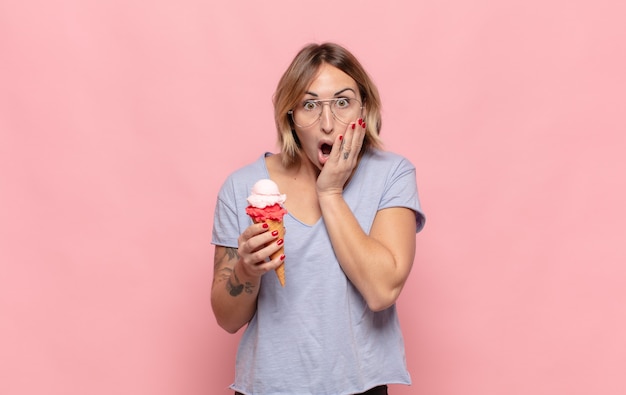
[211,247,260,333]
[319,194,414,311]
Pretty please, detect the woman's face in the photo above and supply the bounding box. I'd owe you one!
[292,63,362,172]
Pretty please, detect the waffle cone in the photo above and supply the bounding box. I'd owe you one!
[253,218,286,286]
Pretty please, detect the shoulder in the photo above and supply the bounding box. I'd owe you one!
[363,149,413,165]
[225,153,268,179]
[351,149,417,197]
[359,149,425,232]
[360,149,415,176]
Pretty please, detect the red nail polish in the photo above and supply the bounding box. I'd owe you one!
[351,123,356,130]
[262,223,269,228]
[271,230,279,237]
[277,239,284,246]
[280,254,286,261]
[339,135,343,141]
[362,122,366,129]
[358,118,363,125]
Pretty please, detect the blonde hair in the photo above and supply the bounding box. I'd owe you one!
[273,43,384,168]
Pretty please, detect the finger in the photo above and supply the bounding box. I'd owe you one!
[247,236,284,268]
[329,132,347,161]
[350,118,366,153]
[241,222,270,241]
[239,224,277,256]
[336,122,356,160]
[344,121,365,161]
[264,250,286,270]
[253,255,285,275]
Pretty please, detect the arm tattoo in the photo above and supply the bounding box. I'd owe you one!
[217,247,255,297]
[227,269,255,296]
[214,247,239,269]
[227,269,245,296]
[225,247,239,261]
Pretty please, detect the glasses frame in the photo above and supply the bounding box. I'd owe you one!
[288,98,363,128]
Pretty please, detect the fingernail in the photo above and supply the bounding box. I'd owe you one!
[362,122,366,129]
[271,230,278,237]
[358,118,363,125]
[277,239,284,246]
[339,135,343,141]
[351,123,356,130]
[262,223,269,228]
[280,254,286,261]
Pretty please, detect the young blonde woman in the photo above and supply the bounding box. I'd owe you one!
[211,42,425,395]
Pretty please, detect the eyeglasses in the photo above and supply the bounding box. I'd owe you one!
[288,98,363,128]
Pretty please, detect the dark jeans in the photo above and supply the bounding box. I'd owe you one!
[235,384,388,395]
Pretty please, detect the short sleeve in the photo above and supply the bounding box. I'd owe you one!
[379,157,426,233]
[211,154,273,247]
[211,177,242,248]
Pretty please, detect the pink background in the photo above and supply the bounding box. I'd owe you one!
[2,1,625,394]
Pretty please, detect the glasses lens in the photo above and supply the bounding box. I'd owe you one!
[292,101,321,128]
[291,98,361,128]
[331,98,361,124]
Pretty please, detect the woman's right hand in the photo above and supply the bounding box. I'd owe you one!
[237,222,284,278]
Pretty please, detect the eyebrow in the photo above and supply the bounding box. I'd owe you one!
[304,88,357,98]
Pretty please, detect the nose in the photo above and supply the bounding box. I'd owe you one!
[319,102,334,134]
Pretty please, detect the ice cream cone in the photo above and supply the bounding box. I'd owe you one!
[254,218,286,286]
[246,179,288,287]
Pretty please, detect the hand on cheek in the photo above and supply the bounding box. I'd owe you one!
[317,118,366,195]
[338,118,365,161]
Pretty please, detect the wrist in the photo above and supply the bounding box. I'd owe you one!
[226,260,260,298]
[234,258,259,283]
[317,188,343,202]
[317,191,347,217]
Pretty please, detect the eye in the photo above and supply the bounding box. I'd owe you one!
[302,101,319,111]
[335,98,350,108]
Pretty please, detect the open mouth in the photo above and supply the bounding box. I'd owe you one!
[320,143,332,156]
[318,142,333,166]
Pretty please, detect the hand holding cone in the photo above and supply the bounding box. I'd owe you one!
[245,179,287,287]
[253,218,286,286]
